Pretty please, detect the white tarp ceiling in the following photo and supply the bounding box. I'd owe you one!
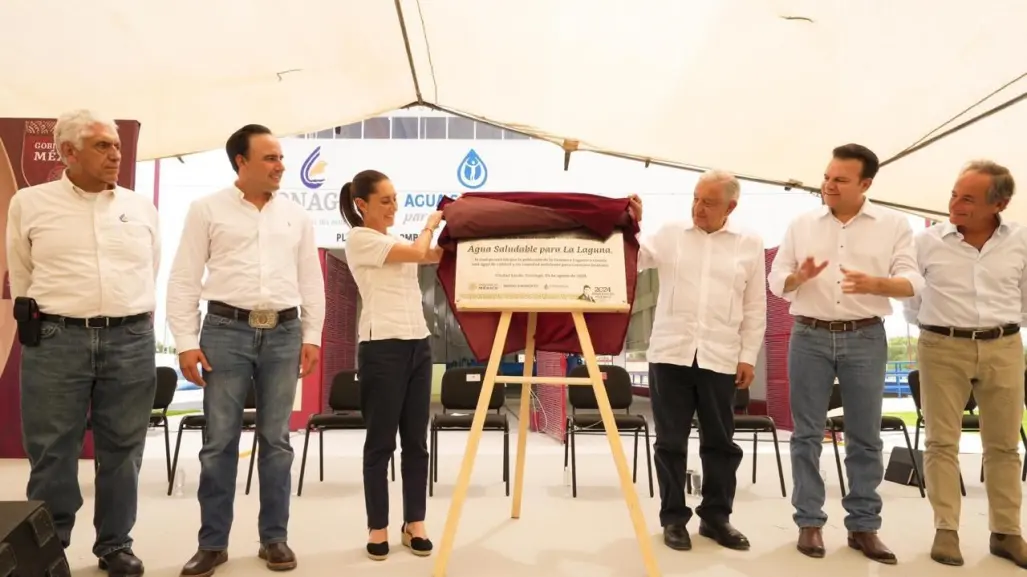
[1,0,1024,223]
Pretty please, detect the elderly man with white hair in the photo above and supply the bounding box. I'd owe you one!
[628,170,767,552]
[6,109,159,577]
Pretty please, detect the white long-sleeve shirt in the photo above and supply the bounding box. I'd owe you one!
[768,199,924,320]
[904,219,1027,328]
[640,219,767,375]
[166,187,326,352]
[6,172,159,317]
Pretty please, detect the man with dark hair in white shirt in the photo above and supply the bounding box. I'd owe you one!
[6,109,159,577]
[167,124,325,576]
[904,160,1027,568]
[630,170,767,552]
[769,143,924,564]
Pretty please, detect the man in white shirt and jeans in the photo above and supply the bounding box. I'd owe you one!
[6,109,160,577]
[167,124,325,576]
[630,170,767,552]
[769,144,923,564]
[904,160,1027,568]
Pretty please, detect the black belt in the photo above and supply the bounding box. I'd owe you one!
[920,324,1020,340]
[208,301,299,322]
[40,312,151,328]
[795,316,882,332]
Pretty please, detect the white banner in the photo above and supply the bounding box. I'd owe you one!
[454,231,627,308]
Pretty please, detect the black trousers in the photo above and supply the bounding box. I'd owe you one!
[358,337,433,530]
[650,358,742,527]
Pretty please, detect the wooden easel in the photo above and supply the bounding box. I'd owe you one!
[432,301,661,577]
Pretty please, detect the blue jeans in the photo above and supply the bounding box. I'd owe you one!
[20,316,156,558]
[788,320,887,532]
[195,313,301,550]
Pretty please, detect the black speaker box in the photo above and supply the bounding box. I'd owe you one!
[885,448,925,488]
[0,501,69,577]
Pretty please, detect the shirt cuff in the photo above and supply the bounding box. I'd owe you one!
[301,330,322,347]
[173,335,200,353]
[739,349,760,366]
[895,270,925,297]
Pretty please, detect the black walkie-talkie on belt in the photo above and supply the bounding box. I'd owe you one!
[13,297,42,347]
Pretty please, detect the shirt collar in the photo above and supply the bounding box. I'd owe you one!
[684,218,738,235]
[940,214,1010,238]
[819,196,878,221]
[61,170,116,199]
[233,185,277,203]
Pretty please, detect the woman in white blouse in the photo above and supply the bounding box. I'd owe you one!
[340,169,442,561]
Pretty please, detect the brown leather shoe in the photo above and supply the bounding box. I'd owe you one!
[847,531,897,564]
[180,550,228,577]
[796,527,825,558]
[990,533,1027,568]
[930,529,963,566]
[258,542,297,571]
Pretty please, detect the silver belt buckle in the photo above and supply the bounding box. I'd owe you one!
[248,309,278,329]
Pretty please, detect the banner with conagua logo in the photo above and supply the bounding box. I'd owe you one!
[0,117,141,459]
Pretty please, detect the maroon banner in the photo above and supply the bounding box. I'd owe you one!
[0,118,141,459]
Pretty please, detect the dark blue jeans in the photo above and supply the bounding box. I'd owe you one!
[788,320,888,532]
[20,316,156,558]
[195,313,301,550]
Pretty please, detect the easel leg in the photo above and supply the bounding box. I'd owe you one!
[511,312,537,519]
[572,312,661,577]
[433,311,513,577]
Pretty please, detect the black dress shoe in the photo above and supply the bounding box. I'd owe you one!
[98,550,144,577]
[663,524,692,551]
[180,550,228,577]
[698,519,750,551]
[258,543,297,571]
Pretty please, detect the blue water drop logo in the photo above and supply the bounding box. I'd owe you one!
[456,149,488,189]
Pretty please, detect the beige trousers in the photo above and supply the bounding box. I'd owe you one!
[918,330,1025,534]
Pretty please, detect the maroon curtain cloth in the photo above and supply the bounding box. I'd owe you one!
[436,192,640,362]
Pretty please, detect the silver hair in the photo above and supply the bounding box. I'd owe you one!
[53,109,119,163]
[962,159,1015,205]
[698,169,741,201]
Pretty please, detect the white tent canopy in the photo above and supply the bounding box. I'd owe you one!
[2,0,1024,222]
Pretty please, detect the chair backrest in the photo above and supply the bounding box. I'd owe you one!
[733,387,750,412]
[828,383,843,412]
[908,370,923,412]
[567,365,633,410]
[441,367,503,411]
[244,383,256,410]
[153,366,179,411]
[329,370,360,412]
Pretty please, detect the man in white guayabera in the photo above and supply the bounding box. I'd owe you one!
[629,170,767,553]
[7,109,160,577]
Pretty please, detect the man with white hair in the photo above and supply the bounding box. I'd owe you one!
[6,109,160,577]
[628,170,767,552]
[769,143,923,564]
[904,160,1027,568]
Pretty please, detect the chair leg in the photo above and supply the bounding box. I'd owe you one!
[831,430,846,497]
[632,429,639,484]
[914,418,922,451]
[298,427,313,497]
[1020,427,1027,482]
[245,432,258,495]
[504,426,510,497]
[391,454,396,482]
[570,423,579,498]
[764,427,785,498]
[163,422,172,483]
[959,471,966,497]
[900,425,926,498]
[429,426,436,497]
[433,427,439,483]
[168,424,187,496]
[643,423,654,498]
[319,429,324,482]
[980,460,985,483]
[751,432,758,484]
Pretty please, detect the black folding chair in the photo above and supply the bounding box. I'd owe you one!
[826,383,925,498]
[297,370,394,496]
[152,367,179,482]
[430,367,509,497]
[731,388,787,497]
[168,385,258,496]
[564,365,653,498]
